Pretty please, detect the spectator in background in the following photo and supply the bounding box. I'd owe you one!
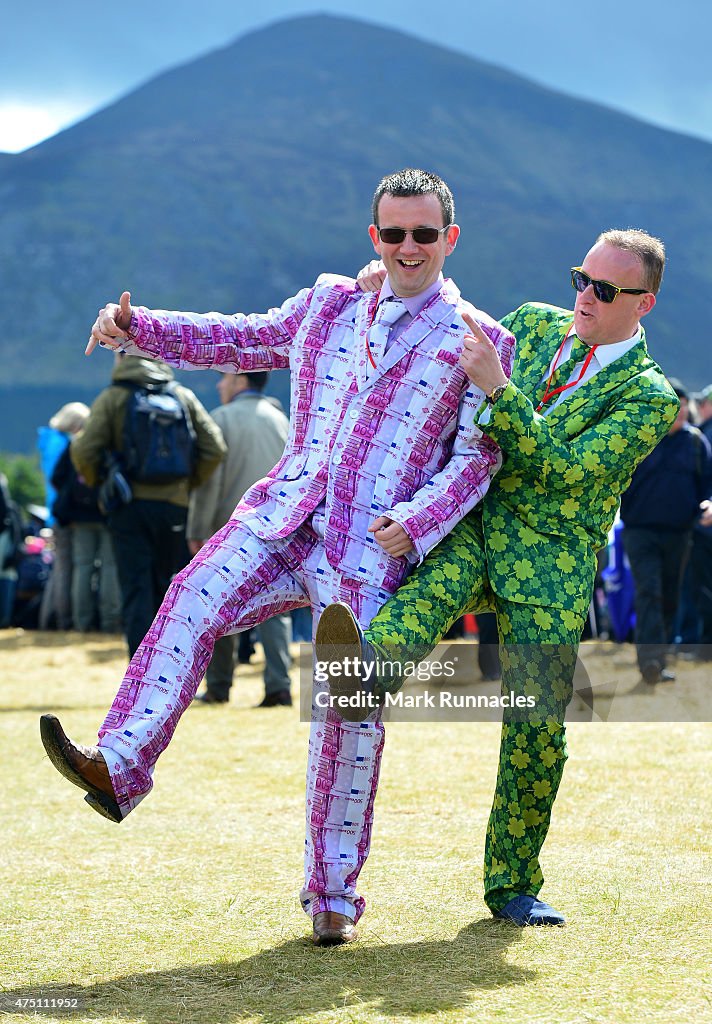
[694,385,712,443]
[690,384,712,658]
[37,403,90,630]
[188,370,293,707]
[71,354,225,656]
[50,406,121,634]
[0,473,21,627]
[475,613,501,681]
[620,379,712,684]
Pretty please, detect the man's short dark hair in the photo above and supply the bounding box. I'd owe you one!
[242,371,269,391]
[372,169,455,228]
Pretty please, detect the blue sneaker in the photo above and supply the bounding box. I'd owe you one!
[494,894,566,926]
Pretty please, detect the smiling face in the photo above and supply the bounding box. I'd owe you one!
[573,241,656,345]
[368,193,460,298]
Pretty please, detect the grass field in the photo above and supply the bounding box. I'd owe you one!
[0,629,710,1024]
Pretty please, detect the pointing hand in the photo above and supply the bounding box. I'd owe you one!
[458,312,508,394]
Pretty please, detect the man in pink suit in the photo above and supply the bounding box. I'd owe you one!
[40,168,514,945]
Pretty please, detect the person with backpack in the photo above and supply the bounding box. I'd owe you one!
[71,353,226,656]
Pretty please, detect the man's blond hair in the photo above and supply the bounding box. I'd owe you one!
[596,228,665,294]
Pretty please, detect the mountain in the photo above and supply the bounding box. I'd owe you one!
[2,13,711,453]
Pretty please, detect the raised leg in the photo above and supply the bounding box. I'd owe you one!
[365,513,492,677]
[96,518,309,816]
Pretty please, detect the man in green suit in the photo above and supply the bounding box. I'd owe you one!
[317,228,679,926]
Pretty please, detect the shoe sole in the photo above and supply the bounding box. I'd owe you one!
[39,714,123,824]
[495,912,566,927]
[316,604,373,722]
[311,924,358,946]
[311,930,358,946]
[84,791,124,823]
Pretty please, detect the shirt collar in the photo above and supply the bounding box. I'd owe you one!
[379,274,444,319]
[569,326,642,370]
[230,388,262,403]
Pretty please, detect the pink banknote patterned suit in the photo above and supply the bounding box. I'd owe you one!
[97,273,514,921]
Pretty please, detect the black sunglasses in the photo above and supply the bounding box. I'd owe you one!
[378,226,450,245]
[570,267,649,304]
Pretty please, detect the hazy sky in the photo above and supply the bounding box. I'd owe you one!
[2,1,710,152]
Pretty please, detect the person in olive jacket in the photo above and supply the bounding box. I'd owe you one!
[71,354,226,656]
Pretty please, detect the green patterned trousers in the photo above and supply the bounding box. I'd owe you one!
[365,511,586,912]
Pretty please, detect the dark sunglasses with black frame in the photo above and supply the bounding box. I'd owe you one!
[570,267,650,304]
[377,226,451,245]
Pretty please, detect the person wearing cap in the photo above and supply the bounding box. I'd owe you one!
[70,355,226,656]
[620,379,712,682]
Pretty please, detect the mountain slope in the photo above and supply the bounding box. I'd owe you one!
[1,13,710,451]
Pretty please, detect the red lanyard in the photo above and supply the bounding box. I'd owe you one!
[536,323,597,412]
[365,290,382,369]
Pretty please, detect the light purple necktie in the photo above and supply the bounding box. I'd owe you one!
[367,298,406,375]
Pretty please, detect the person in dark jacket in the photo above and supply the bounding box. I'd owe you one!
[37,403,90,629]
[71,354,226,656]
[689,384,712,658]
[51,435,121,634]
[694,385,712,444]
[620,379,712,683]
[0,473,21,628]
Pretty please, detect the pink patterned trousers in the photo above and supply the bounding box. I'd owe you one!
[96,509,395,923]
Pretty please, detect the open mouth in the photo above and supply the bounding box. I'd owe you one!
[398,259,423,268]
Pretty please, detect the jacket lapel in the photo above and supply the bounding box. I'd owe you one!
[357,281,462,392]
[514,330,563,396]
[353,291,379,391]
[544,331,652,422]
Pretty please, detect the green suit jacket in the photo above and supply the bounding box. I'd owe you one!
[479,302,679,615]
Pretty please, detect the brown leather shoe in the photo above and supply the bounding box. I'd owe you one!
[315,603,379,722]
[311,911,358,946]
[39,714,123,823]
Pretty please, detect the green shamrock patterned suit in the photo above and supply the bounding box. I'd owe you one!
[365,301,679,912]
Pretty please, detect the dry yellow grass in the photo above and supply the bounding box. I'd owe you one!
[0,629,710,1024]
